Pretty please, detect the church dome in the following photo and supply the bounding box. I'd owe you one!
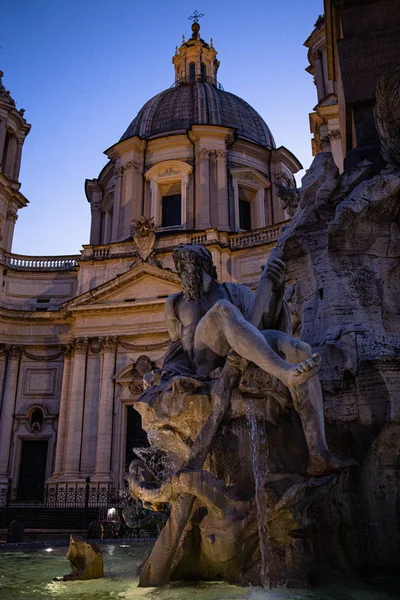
[120,81,276,149]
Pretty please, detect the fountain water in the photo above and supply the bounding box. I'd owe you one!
[246,401,270,588]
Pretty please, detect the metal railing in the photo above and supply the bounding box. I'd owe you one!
[0,480,144,532]
[1,252,79,271]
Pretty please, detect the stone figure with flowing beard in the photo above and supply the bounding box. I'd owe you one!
[147,244,351,476]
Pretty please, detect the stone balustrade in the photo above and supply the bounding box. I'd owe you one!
[228,224,282,249]
[0,251,79,270]
[91,246,110,259]
[0,223,284,273]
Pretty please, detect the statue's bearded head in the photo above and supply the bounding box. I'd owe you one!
[173,245,217,301]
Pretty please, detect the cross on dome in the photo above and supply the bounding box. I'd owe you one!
[188,10,204,24]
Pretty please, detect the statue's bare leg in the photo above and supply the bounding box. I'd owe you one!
[262,330,357,476]
[193,300,320,391]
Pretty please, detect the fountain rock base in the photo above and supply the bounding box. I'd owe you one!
[128,372,355,587]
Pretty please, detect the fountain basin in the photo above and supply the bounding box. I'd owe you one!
[0,541,399,600]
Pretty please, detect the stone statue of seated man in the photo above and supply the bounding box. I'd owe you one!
[146,244,351,476]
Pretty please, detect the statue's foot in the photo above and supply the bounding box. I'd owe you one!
[307,451,358,476]
[286,353,321,388]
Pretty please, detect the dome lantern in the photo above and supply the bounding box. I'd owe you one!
[172,13,220,87]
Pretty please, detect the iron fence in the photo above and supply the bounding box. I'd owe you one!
[0,478,137,531]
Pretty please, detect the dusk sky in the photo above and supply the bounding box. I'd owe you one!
[3,0,322,256]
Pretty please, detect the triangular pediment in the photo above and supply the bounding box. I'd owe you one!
[65,262,181,309]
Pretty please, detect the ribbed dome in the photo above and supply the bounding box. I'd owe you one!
[120,82,276,149]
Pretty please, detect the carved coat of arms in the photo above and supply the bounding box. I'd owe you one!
[132,216,156,261]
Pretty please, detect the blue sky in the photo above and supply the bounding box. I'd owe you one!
[2,0,322,256]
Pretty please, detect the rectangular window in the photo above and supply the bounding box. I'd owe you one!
[162,193,181,227]
[239,199,251,230]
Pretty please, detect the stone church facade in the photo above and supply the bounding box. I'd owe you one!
[0,23,301,496]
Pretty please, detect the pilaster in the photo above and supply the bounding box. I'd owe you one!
[51,342,73,479]
[62,338,89,479]
[93,336,118,483]
[197,148,210,229]
[0,345,22,485]
[80,338,104,474]
[216,149,229,229]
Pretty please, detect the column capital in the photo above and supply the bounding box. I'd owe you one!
[102,336,119,352]
[90,199,101,213]
[114,165,123,178]
[71,337,89,354]
[5,344,23,358]
[197,148,211,159]
[61,341,75,358]
[123,160,140,174]
[215,149,227,159]
[6,210,18,223]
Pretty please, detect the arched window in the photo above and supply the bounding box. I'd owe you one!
[30,407,44,433]
[145,160,193,230]
[201,63,207,81]
[189,62,196,83]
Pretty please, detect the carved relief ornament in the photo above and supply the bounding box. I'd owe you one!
[132,216,156,261]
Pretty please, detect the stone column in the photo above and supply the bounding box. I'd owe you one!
[314,50,325,103]
[129,163,144,225]
[0,345,22,484]
[216,149,229,229]
[93,337,117,482]
[63,338,88,479]
[80,339,104,474]
[90,198,102,246]
[232,178,240,231]
[197,148,210,229]
[4,134,17,179]
[51,343,73,479]
[12,135,24,182]
[0,117,7,166]
[111,165,122,241]
[4,209,18,252]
